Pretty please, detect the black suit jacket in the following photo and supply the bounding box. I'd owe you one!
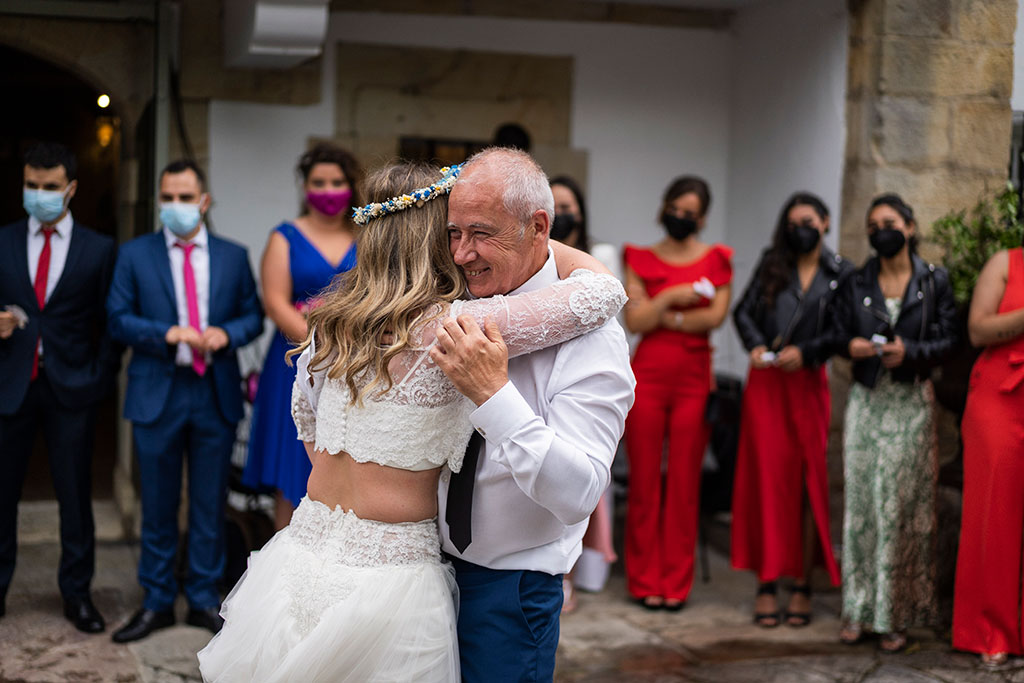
[0,218,120,414]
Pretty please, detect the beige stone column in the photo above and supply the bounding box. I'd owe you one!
[830,0,1017,599]
[841,0,1015,262]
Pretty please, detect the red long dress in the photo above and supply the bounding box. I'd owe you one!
[623,243,732,601]
[730,363,840,586]
[953,247,1024,656]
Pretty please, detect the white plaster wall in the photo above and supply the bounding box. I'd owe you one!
[210,13,734,260]
[208,5,849,379]
[717,0,849,376]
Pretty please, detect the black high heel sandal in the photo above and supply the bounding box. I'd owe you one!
[785,583,812,627]
[753,582,781,628]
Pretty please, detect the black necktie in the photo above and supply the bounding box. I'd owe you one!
[446,431,484,552]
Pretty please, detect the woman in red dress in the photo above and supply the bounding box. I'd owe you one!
[953,246,1024,667]
[623,176,732,610]
[730,193,851,627]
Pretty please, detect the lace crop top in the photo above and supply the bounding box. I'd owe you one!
[290,269,626,473]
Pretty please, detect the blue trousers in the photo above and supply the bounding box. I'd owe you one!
[449,555,563,682]
[133,368,235,611]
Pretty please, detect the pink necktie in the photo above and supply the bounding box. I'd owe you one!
[175,242,206,376]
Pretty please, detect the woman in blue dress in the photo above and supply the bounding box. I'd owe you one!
[243,143,363,529]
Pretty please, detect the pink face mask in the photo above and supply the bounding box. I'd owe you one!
[306,188,353,217]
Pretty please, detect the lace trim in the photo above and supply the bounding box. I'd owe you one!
[282,498,443,636]
[311,379,474,472]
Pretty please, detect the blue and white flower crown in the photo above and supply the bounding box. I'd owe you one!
[351,164,463,226]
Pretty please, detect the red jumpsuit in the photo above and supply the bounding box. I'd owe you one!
[623,244,732,601]
[953,247,1024,656]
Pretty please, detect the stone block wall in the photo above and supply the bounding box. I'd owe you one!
[841,0,1016,264]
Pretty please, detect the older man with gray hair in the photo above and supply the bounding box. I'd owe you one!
[431,147,635,681]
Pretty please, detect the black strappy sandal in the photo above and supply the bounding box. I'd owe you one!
[753,582,781,628]
[785,583,812,627]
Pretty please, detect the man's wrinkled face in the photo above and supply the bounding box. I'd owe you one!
[447,174,540,298]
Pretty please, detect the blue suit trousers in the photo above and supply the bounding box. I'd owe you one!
[133,368,235,611]
[449,555,563,682]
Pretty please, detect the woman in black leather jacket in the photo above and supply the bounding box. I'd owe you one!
[833,194,957,653]
[731,193,852,628]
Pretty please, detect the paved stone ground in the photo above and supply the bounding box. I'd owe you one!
[2,501,1019,682]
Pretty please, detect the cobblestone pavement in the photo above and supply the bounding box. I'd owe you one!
[2,502,1019,682]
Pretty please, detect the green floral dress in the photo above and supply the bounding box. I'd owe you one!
[841,298,938,633]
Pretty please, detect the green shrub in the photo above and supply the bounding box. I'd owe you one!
[932,183,1024,305]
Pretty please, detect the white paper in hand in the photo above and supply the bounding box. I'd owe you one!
[4,305,28,329]
[693,277,715,300]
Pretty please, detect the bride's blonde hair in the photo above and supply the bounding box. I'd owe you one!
[289,162,467,403]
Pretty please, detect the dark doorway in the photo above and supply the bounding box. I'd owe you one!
[0,44,121,500]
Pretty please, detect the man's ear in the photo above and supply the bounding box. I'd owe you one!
[66,179,78,202]
[199,192,212,215]
[532,209,550,243]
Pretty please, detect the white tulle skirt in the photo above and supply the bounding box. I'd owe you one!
[197,497,459,682]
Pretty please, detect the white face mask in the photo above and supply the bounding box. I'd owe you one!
[23,186,70,224]
[160,200,203,237]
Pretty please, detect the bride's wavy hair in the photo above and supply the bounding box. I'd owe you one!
[288,162,467,404]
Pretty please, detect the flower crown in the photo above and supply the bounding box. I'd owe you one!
[351,164,463,226]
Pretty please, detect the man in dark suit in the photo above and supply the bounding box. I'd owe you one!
[0,142,119,632]
[107,159,262,643]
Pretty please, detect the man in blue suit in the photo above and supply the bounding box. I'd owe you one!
[107,159,262,643]
[0,142,119,632]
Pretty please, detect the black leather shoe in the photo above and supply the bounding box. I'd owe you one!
[111,607,175,643]
[64,596,105,633]
[185,606,224,634]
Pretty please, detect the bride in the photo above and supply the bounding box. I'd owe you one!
[197,161,626,682]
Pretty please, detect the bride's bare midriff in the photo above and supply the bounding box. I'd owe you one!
[304,446,442,523]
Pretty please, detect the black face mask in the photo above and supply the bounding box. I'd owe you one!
[550,213,579,242]
[662,214,698,241]
[785,224,821,254]
[870,228,907,258]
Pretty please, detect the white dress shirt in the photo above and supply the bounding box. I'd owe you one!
[438,252,636,575]
[28,211,74,357]
[28,211,74,305]
[163,225,211,366]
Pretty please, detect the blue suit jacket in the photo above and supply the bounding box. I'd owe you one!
[107,231,263,425]
[0,218,120,414]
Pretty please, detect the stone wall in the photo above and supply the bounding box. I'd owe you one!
[841,0,1015,263]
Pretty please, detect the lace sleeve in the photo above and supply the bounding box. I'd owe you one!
[291,338,325,442]
[450,269,626,358]
[291,379,316,442]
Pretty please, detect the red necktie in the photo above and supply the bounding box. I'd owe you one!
[175,242,207,376]
[30,227,55,381]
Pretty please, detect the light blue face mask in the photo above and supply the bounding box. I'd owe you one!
[23,187,69,224]
[160,201,202,237]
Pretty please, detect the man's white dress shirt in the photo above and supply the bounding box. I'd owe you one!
[28,211,74,357]
[439,252,636,575]
[163,225,211,366]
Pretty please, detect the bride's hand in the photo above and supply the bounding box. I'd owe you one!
[551,240,612,279]
[430,315,509,406]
